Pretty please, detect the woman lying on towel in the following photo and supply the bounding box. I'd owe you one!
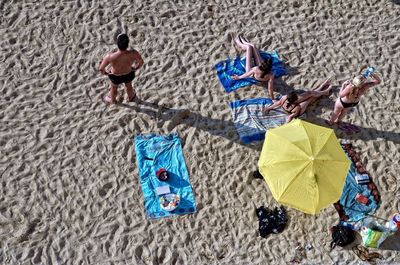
[231,35,275,99]
[264,78,332,123]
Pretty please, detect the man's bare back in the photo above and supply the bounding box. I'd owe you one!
[100,49,142,76]
[99,33,144,104]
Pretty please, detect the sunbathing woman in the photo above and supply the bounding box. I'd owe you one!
[264,78,332,123]
[328,73,381,125]
[231,35,275,99]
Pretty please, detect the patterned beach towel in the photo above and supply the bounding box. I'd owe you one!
[334,144,381,222]
[134,134,196,219]
[229,98,287,144]
[215,51,287,93]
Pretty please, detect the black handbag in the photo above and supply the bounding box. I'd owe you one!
[330,225,356,249]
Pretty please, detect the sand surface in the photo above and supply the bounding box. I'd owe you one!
[1,0,400,264]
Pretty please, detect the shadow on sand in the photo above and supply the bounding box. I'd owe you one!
[118,98,264,151]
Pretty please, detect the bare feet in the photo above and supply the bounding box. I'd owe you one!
[323,84,332,95]
[239,34,251,44]
[127,92,136,102]
[234,35,243,48]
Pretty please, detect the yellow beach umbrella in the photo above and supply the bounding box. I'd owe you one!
[258,119,350,214]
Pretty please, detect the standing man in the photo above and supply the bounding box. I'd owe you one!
[99,33,144,103]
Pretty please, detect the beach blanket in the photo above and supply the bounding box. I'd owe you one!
[134,134,196,219]
[334,144,381,222]
[215,51,287,93]
[229,98,287,144]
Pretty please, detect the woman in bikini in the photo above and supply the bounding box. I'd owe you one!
[264,78,332,123]
[230,35,275,99]
[328,73,381,125]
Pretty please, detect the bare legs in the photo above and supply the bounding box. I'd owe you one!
[107,83,118,103]
[104,82,135,104]
[124,82,135,102]
[298,79,332,114]
[329,100,347,125]
[234,35,263,72]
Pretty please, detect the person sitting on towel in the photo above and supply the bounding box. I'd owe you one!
[264,78,332,123]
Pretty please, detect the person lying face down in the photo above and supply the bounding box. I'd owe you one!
[230,34,275,99]
[264,78,332,123]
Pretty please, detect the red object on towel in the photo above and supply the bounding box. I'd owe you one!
[355,194,369,205]
[156,168,167,177]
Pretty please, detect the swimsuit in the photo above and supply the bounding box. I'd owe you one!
[340,97,359,109]
[282,99,300,117]
[108,69,135,85]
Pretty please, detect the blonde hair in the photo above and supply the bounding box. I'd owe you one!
[350,75,366,97]
[351,75,366,88]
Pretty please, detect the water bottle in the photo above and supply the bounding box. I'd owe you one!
[362,67,375,77]
[386,220,398,232]
[339,221,356,230]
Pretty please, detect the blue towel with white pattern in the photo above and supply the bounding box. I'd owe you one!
[134,134,196,219]
[215,51,287,93]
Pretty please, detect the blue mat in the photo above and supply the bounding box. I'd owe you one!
[134,134,196,219]
[335,145,380,222]
[215,51,287,93]
[229,98,288,144]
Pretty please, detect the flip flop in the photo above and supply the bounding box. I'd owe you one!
[352,245,383,263]
[352,245,368,261]
[347,123,361,133]
[338,123,353,135]
[102,94,116,104]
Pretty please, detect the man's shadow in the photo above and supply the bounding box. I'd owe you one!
[118,98,264,151]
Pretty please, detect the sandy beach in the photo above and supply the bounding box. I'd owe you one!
[1,0,400,264]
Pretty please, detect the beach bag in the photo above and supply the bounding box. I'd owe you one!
[360,218,394,248]
[330,225,355,249]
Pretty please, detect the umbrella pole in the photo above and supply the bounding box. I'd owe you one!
[342,206,390,222]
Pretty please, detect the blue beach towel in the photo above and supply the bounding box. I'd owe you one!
[335,146,380,222]
[229,98,287,144]
[215,51,287,93]
[134,134,196,219]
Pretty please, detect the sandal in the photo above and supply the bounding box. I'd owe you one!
[352,245,369,261]
[352,245,383,263]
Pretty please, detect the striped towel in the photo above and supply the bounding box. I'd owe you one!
[229,98,287,144]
